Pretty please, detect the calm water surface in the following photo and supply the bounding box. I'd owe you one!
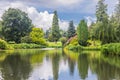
[0,48,120,80]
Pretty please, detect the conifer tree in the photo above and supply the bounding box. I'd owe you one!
[77,20,88,46]
[67,20,75,38]
[51,11,60,42]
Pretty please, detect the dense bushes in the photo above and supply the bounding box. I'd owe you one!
[0,39,13,50]
[48,42,62,48]
[101,43,120,55]
[0,39,8,49]
[11,43,46,49]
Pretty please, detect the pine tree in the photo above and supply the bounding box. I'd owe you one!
[51,11,60,42]
[77,20,88,46]
[67,20,76,38]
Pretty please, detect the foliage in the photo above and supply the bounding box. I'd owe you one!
[114,0,120,25]
[96,0,108,22]
[1,8,32,43]
[0,21,3,39]
[69,36,78,46]
[11,43,46,49]
[30,28,47,45]
[51,11,61,42]
[95,0,117,44]
[60,30,67,38]
[0,39,13,50]
[77,20,88,46]
[101,43,120,55]
[60,37,67,46]
[67,21,76,38]
[21,36,32,43]
[95,0,108,44]
[0,39,8,49]
[48,42,62,48]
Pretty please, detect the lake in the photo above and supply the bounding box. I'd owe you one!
[0,48,120,80]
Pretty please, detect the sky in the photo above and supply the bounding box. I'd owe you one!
[0,0,118,31]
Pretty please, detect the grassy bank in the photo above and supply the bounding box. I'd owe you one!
[47,42,62,48]
[0,39,62,50]
[101,43,120,55]
[65,44,100,51]
[11,43,46,49]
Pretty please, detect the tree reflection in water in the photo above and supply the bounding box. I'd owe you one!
[1,54,31,80]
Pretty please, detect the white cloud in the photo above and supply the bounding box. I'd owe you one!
[2,0,83,7]
[28,57,69,80]
[0,2,69,31]
[85,16,96,26]
[59,20,69,31]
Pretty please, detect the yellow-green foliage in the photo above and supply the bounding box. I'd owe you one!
[30,28,47,45]
[0,39,8,49]
[0,39,13,50]
[48,42,62,48]
[70,36,78,46]
[101,43,120,55]
[11,43,46,49]
[87,40,101,47]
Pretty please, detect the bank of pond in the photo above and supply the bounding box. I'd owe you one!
[0,39,120,55]
[65,43,120,55]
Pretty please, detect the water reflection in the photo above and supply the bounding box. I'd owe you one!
[0,49,120,80]
[52,53,60,80]
[1,54,31,80]
[78,54,89,80]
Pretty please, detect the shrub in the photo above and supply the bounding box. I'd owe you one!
[60,37,67,46]
[11,43,46,49]
[101,43,120,55]
[0,39,8,49]
[21,36,32,43]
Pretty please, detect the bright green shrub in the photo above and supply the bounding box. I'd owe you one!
[11,43,46,49]
[30,28,47,45]
[0,39,8,49]
[70,36,78,46]
[101,43,120,55]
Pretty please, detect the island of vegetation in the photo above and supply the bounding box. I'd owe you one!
[0,0,120,55]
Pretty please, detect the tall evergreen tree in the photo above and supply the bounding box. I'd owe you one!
[115,0,120,25]
[96,0,108,22]
[77,20,88,46]
[115,0,120,41]
[95,0,110,44]
[51,11,60,42]
[67,20,75,38]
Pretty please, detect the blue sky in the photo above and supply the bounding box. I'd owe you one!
[0,0,118,31]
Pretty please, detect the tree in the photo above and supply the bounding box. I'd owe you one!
[78,54,88,80]
[0,21,3,39]
[51,11,60,42]
[52,53,60,80]
[95,0,111,44]
[77,20,88,46]
[114,0,120,25]
[60,37,67,47]
[96,0,108,22]
[1,8,32,43]
[1,54,31,80]
[114,0,120,42]
[30,28,47,45]
[67,21,75,38]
